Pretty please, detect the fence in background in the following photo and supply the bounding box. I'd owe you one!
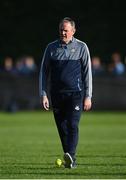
[0,73,126,111]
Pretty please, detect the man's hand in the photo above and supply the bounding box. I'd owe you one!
[83,97,92,111]
[40,96,49,110]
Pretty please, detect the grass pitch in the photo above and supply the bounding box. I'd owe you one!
[0,111,126,179]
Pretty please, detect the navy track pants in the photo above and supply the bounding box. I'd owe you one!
[51,91,83,159]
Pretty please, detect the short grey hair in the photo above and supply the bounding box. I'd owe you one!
[59,17,76,29]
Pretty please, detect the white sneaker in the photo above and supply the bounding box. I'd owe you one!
[63,152,73,168]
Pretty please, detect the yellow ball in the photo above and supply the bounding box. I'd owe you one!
[55,158,62,167]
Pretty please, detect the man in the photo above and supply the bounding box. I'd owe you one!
[39,17,92,168]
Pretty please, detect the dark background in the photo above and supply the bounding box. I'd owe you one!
[0,0,126,111]
[0,0,126,66]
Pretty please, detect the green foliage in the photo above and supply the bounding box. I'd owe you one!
[0,111,126,178]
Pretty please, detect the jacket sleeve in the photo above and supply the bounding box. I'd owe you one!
[81,43,92,99]
[39,45,50,97]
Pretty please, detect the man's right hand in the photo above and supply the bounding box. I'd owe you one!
[40,96,49,110]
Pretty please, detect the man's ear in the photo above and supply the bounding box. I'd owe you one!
[73,28,76,35]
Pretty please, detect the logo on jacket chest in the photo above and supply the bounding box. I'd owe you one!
[56,48,63,54]
[71,48,75,53]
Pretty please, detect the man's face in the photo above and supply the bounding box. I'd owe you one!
[59,22,75,43]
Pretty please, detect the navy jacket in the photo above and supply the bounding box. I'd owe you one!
[39,37,92,98]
